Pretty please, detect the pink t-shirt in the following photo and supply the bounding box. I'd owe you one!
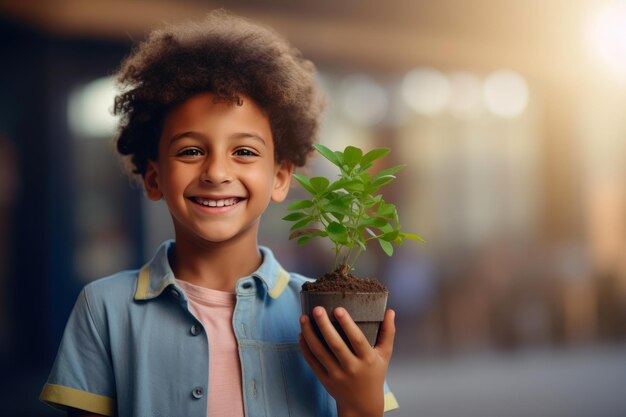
[176,279,244,417]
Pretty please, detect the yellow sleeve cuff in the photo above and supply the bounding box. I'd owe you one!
[40,383,116,416]
[384,391,399,412]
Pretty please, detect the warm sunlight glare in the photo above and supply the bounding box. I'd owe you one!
[589,1,626,77]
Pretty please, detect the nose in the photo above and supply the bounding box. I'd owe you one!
[200,154,232,184]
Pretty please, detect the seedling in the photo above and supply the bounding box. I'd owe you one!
[283,144,423,276]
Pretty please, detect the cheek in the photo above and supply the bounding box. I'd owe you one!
[171,162,196,179]
[245,168,275,196]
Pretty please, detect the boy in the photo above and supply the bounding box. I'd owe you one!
[40,11,399,417]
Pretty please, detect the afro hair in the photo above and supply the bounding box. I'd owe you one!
[113,10,325,178]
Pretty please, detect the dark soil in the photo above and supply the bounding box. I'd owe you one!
[302,265,388,293]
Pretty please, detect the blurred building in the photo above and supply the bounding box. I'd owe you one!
[1,1,626,416]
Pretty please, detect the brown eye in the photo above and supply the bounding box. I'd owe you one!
[234,148,257,157]
[177,148,202,157]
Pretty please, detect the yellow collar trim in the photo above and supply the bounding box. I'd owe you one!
[134,265,290,300]
[267,268,290,299]
[384,391,399,412]
[134,266,152,300]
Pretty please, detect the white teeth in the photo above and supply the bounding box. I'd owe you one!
[196,198,238,207]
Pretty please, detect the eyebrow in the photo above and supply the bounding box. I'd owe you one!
[168,131,267,146]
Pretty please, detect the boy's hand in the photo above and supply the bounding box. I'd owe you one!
[299,306,395,417]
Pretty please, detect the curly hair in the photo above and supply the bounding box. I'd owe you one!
[113,10,325,178]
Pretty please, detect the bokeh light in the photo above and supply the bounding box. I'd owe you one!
[68,76,118,138]
[401,68,450,115]
[482,70,529,118]
[339,74,388,127]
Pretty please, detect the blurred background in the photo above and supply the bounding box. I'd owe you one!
[1,0,625,416]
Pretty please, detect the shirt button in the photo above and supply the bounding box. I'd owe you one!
[170,289,180,298]
[241,282,253,289]
[192,386,204,399]
[190,324,202,336]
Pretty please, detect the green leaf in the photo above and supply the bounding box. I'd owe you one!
[323,203,352,217]
[329,212,345,222]
[401,232,425,243]
[363,194,383,208]
[376,202,396,218]
[359,217,387,228]
[290,217,314,231]
[371,175,395,188]
[293,174,317,195]
[326,222,349,244]
[343,146,363,167]
[297,235,316,245]
[287,199,314,210]
[379,239,393,256]
[344,180,364,192]
[326,178,352,193]
[334,151,344,166]
[324,196,355,219]
[355,162,373,174]
[373,164,404,180]
[381,230,400,242]
[360,147,390,167]
[313,144,341,166]
[310,177,330,193]
[282,212,308,221]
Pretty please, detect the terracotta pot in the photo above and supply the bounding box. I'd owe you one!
[300,290,388,349]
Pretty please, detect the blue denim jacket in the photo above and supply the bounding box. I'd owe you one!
[41,240,399,416]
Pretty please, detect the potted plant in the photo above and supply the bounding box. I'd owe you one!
[283,144,423,348]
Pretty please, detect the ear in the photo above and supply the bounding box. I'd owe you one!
[271,161,294,203]
[143,161,162,201]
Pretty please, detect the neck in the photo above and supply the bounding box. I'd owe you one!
[171,235,262,292]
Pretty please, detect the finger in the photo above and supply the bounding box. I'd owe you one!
[375,309,396,359]
[298,333,329,380]
[300,313,339,373]
[333,307,371,358]
[311,306,355,366]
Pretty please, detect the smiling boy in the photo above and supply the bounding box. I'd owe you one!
[145,92,292,292]
[41,11,398,417]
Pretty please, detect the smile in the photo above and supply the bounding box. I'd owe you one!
[190,197,241,207]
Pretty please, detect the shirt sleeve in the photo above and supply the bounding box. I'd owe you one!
[384,380,399,412]
[40,287,117,416]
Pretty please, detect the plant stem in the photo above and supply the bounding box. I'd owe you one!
[333,246,341,270]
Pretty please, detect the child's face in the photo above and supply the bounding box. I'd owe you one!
[143,92,293,247]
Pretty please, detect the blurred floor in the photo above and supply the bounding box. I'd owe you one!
[388,343,626,417]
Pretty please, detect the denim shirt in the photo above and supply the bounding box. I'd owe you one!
[40,241,399,416]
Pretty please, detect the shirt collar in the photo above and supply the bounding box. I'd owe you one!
[134,240,290,300]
